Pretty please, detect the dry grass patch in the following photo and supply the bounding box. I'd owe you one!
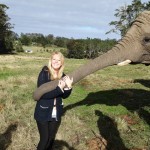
[0,53,149,149]
[0,96,38,150]
[56,110,90,150]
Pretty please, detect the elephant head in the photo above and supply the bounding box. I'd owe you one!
[33,11,150,101]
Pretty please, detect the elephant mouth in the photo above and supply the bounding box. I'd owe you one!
[140,53,150,65]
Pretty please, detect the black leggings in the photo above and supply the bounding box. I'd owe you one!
[36,119,61,150]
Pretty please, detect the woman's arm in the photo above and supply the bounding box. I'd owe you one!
[62,88,72,99]
[61,75,73,99]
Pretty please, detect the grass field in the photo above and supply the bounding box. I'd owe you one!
[0,50,150,150]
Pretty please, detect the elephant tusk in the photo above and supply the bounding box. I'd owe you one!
[117,60,131,66]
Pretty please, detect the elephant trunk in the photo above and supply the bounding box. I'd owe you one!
[69,49,121,84]
[33,46,129,101]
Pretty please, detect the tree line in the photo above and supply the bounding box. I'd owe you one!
[18,33,117,59]
[1,0,150,58]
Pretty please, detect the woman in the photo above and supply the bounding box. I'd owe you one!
[34,51,73,150]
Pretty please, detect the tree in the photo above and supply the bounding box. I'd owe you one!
[106,0,150,38]
[85,38,100,58]
[54,36,68,48]
[67,39,85,59]
[0,4,14,53]
[13,40,23,52]
[66,38,116,59]
[20,33,32,46]
[46,34,54,46]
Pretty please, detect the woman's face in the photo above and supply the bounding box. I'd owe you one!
[51,54,62,71]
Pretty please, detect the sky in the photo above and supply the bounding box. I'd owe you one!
[1,0,149,40]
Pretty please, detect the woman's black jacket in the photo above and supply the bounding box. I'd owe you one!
[34,66,72,122]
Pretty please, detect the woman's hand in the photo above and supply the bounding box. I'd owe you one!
[58,80,66,91]
[63,75,73,89]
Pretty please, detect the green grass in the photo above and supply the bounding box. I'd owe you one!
[0,48,150,149]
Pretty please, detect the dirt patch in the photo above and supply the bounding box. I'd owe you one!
[86,136,107,150]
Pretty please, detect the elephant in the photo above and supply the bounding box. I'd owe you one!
[33,11,150,101]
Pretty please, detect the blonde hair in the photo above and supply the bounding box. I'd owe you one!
[48,51,64,80]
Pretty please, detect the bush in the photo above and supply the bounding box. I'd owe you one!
[13,40,23,52]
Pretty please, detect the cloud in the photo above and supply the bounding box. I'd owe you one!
[1,0,149,39]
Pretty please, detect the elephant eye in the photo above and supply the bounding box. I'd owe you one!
[144,37,150,43]
[143,37,150,52]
